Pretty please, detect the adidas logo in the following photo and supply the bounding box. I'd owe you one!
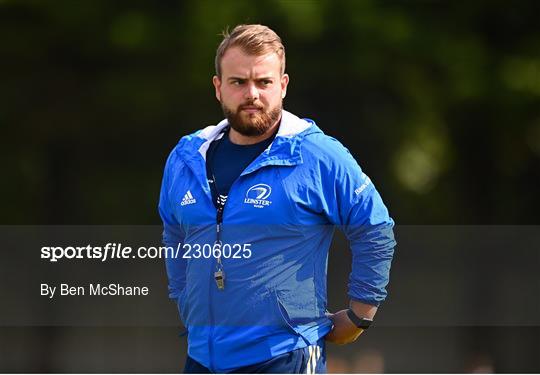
[181,190,197,206]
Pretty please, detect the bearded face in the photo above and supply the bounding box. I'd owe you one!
[213,47,289,139]
[221,100,282,137]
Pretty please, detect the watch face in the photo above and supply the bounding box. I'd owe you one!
[359,318,372,329]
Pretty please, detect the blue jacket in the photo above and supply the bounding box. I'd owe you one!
[158,110,396,372]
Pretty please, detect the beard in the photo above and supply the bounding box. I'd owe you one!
[221,100,282,137]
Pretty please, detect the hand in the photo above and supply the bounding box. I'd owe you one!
[324,309,364,345]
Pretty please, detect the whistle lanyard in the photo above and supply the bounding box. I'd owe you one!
[213,201,225,290]
[207,131,227,290]
[206,127,276,290]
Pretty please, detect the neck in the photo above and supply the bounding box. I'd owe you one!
[228,116,281,145]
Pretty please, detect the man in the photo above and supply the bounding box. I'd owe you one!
[159,24,396,373]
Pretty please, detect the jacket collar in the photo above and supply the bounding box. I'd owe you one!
[179,110,318,168]
[176,110,319,192]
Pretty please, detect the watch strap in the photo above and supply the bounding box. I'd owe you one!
[346,308,373,329]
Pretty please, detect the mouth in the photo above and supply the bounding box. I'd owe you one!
[240,106,262,114]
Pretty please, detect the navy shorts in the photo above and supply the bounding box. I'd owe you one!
[184,339,326,374]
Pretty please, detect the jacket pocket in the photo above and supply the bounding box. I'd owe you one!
[274,292,311,344]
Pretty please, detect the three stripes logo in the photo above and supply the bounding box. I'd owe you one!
[180,190,197,206]
[217,194,228,206]
[306,344,322,374]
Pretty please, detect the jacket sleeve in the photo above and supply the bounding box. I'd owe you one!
[321,138,396,306]
[158,149,187,302]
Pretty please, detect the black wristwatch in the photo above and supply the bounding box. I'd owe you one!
[346,308,373,330]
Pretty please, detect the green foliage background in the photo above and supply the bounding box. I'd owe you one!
[2,0,539,224]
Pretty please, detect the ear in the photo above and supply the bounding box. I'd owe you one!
[280,73,289,99]
[212,75,222,102]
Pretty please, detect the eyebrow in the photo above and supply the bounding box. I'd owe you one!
[227,76,275,81]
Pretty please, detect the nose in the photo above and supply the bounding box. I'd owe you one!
[244,82,259,101]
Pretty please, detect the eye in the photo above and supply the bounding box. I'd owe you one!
[231,79,245,86]
[260,80,273,86]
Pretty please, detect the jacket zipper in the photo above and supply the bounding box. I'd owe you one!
[205,130,268,370]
